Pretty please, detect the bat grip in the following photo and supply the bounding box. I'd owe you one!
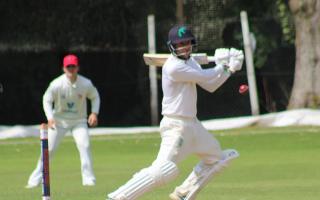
[207,56,216,63]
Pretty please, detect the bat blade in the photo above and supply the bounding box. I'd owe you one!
[143,53,215,66]
[143,53,171,66]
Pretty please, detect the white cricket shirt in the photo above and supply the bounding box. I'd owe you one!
[43,74,100,127]
[161,55,230,118]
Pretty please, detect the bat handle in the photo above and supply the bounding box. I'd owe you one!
[207,56,216,63]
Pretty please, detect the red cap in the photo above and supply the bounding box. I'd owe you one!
[63,54,79,67]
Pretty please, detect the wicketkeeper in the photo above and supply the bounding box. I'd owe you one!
[107,25,244,200]
[26,54,100,188]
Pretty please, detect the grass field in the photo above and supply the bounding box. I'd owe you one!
[0,126,320,200]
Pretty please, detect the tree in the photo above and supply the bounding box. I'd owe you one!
[288,0,320,108]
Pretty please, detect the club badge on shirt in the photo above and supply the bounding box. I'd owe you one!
[67,102,74,109]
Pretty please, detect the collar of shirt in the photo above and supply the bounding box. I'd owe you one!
[63,74,78,88]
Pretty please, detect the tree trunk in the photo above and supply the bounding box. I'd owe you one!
[288,0,320,108]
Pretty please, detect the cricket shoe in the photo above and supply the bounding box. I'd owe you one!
[25,182,40,189]
[83,180,96,186]
[106,196,123,200]
[169,149,240,200]
[169,192,186,200]
[169,184,191,200]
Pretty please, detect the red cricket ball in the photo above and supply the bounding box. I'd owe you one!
[239,84,249,94]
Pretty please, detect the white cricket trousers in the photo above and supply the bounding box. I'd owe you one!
[157,115,223,165]
[107,116,223,200]
[27,123,95,186]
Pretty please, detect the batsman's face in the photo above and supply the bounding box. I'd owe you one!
[176,40,192,59]
[63,65,79,78]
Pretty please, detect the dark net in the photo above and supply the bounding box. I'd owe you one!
[0,0,295,125]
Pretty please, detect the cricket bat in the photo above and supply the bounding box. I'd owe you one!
[143,53,216,66]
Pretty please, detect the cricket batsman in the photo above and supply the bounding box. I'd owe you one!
[26,54,100,188]
[107,25,244,200]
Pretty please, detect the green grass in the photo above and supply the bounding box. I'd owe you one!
[0,126,320,200]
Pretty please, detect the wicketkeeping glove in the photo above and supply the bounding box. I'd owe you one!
[228,48,244,73]
[214,48,230,66]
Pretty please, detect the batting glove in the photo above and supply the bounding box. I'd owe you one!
[214,48,230,66]
[228,48,244,73]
